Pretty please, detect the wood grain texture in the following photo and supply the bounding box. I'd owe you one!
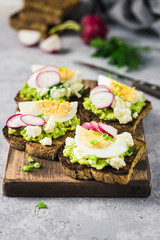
[2,80,151,197]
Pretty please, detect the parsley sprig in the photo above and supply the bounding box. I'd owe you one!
[90,37,160,71]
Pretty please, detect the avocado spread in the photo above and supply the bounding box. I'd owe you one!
[8,115,80,142]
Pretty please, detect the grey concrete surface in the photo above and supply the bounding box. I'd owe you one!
[0,5,160,240]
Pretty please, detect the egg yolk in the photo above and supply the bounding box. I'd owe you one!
[59,67,75,81]
[80,128,111,149]
[36,100,71,118]
[109,80,137,102]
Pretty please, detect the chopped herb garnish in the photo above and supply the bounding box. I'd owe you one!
[93,131,99,135]
[89,155,97,161]
[115,83,119,87]
[90,139,98,145]
[49,97,54,100]
[34,162,41,169]
[102,134,115,142]
[78,85,85,95]
[37,113,44,118]
[28,157,34,163]
[127,147,137,156]
[38,202,45,209]
[114,91,118,96]
[107,74,111,78]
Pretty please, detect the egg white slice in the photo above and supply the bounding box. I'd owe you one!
[75,125,127,158]
[98,75,112,87]
[19,101,78,122]
[19,101,42,116]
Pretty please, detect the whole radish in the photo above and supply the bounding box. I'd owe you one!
[80,15,108,44]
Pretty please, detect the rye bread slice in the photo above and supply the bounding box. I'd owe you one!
[3,126,75,160]
[58,138,147,184]
[77,99,152,134]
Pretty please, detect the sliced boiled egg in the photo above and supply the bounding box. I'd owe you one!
[75,125,127,158]
[58,67,81,84]
[19,100,78,122]
[98,75,137,102]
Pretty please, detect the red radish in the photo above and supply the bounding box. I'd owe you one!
[90,121,102,133]
[20,114,45,126]
[39,34,62,53]
[6,114,26,129]
[36,70,61,88]
[82,122,91,130]
[18,30,41,47]
[39,65,59,73]
[80,15,108,44]
[98,122,117,138]
[91,91,114,109]
[90,85,110,98]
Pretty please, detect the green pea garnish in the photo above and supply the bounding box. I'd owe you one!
[38,202,45,209]
[34,162,41,169]
[89,155,97,162]
[28,157,34,163]
[90,139,98,145]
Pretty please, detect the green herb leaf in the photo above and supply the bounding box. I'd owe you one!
[37,113,44,118]
[90,36,157,70]
[93,131,99,135]
[102,134,115,142]
[90,139,98,145]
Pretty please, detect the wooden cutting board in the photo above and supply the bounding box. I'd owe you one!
[2,80,151,197]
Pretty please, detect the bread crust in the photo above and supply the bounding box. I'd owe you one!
[3,126,75,160]
[58,138,147,184]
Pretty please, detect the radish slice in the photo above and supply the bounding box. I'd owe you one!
[20,114,45,126]
[39,65,59,73]
[90,85,110,96]
[98,122,117,138]
[28,65,59,88]
[82,122,91,130]
[39,34,62,53]
[18,30,41,47]
[6,114,26,129]
[90,121,102,133]
[91,91,114,109]
[27,71,39,88]
[36,70,61,88]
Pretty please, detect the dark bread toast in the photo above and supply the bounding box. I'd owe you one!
[58,138,147,184]
[77,99,152,134]
[3,126,75,160]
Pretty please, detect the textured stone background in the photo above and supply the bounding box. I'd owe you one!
[0,2,160,240]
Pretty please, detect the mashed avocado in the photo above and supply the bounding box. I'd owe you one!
[20,83,45,101]
[63,138,135,170]
[83,97,146,121]
[8,115,80,142]
[130,100,146,114]
[83,97,116,121]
